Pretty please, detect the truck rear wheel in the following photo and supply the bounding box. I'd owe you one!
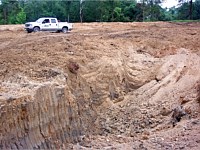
[62,27,68,33]
[33,27,40,32]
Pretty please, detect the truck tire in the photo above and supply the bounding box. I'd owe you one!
[33,27,40,32]
[62,27,68,33]
[27,30,32,33]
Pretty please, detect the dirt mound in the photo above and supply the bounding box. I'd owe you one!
[0,22,200,149]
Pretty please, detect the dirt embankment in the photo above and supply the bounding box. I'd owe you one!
[0,22,200,149]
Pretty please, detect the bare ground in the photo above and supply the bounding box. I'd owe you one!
[0,22,200,149]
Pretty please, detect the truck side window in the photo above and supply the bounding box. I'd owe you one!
[42,19,50,24]
[51,19,56,23]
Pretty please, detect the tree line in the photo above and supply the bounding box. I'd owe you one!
[0,0,199,24]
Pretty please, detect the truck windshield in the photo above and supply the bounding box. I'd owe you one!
[36,18,44,23]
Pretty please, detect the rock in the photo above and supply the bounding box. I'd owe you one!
[171,106,187,126]
[67,60,79,74]
[160,107,171,116]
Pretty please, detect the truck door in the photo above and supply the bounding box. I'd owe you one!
[41,19,51,31]
[50,19,58,30]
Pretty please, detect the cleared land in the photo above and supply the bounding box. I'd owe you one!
[0,22,200,149]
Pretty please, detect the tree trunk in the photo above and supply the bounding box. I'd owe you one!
[189,0,193,20]
[3,8,7,24]
[80,0,83,23]
[143,0,145,22]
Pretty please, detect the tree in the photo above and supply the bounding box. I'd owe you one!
[178,0,193,19]
[193,0,200,20]
[16,8,26,24]
[113,7,123,21]
[2,0,199,24]
[0,0,28,24]
[138,0,165,21]
[124,2,137,21]
[165,6,177,21]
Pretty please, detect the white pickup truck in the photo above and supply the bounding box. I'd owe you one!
[24,17,73,33]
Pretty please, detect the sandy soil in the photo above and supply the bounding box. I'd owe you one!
[0,22,200,79]
[0,22,200,149]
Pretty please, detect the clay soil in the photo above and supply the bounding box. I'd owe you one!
[0,22,200,149]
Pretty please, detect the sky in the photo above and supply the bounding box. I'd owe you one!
[161,0,179,8]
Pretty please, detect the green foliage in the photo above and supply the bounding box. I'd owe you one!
[0,0,199,24]
[124,3,137,21]
[113,7,122,21]
[142,0,166,21]
[192,0,200,20]
[175,0,200,20]
[176,2,190,19]
[16,8,26,24]
[171,19,200,22]
[165,7,177,21]
[0,13,3,24]
[83,1,101,22]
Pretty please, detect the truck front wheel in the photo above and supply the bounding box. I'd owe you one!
[33,27,40,32]
[62,27,68,33]
[27,30,32,33]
